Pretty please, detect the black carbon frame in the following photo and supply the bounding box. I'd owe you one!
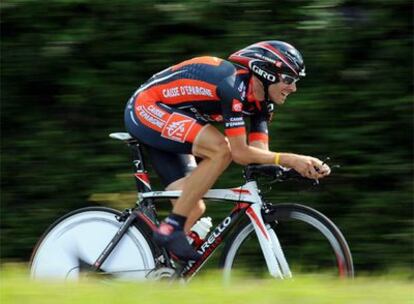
[180,203,251,278]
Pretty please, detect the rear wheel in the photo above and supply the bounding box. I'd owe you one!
[30,207,156,281]
[220,203,354,279]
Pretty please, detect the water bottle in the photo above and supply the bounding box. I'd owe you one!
[187,217,213,248]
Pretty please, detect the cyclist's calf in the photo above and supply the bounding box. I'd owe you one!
[167,177,206,231]
[185,200,206,232]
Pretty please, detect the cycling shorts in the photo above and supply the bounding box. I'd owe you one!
[124,99,206,186]
[145,146,197,187]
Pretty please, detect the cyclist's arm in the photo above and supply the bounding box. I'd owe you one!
[248,114,269,150]
[228,134,286,166]
[249,140,269,150]
[216,75,329,176]
[228,135,331,179]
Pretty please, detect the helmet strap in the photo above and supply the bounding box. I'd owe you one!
[252,74,277,121]
[262,81,275,121]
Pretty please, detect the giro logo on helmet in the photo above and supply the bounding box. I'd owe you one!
[251,65,276,82]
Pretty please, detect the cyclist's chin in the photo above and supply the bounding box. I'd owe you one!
[273,97,286,105]
[270,92,288,105]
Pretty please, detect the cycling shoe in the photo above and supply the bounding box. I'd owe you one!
[153,223,202,262]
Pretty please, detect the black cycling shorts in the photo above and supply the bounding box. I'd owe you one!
[124,100,204,186]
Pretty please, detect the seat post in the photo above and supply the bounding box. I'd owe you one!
[129,142,152,193]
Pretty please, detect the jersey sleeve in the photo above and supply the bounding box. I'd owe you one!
[216,73,247,138]
[248,113,269,144]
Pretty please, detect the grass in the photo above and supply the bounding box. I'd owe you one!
[1,264,413,304]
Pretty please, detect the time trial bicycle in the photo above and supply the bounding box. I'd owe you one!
[30,132,354,281]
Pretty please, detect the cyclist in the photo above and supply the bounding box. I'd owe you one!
[124,40,331,261]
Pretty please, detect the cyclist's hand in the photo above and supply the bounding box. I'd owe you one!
[290,155,331,180]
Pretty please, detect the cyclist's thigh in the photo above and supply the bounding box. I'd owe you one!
[192,125,230,159]
[125,99,207,154]
[146,146,196,187]
[125,99,203,186]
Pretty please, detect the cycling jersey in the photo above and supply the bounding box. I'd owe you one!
[124,56,270,186]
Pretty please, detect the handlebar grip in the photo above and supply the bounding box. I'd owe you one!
[244,164,282,180]
[244,164,311,182]
[283,168,303,179]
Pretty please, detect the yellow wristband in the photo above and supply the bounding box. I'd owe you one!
[275,153,281,165]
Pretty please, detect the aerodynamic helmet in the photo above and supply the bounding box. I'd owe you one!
[229,40,306,84]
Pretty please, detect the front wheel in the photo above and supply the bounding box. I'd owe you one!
[220,203,354,279]
[30,207,156,281]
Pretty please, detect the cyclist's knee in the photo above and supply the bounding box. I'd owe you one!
[222,143,233,166]
[193,126,231,162]
[195,137,232,163]
[212,138,232,161]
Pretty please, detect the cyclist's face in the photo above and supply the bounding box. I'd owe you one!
[268,80,297,105]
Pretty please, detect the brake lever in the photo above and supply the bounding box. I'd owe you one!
[320,156,341,169]
[321,156,330,167]
[312,158,325,186]
[313,157,341,185]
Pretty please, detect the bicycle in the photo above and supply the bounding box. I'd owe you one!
[30,132,354,281]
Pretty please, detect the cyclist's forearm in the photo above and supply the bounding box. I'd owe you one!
[232,145,297,167]
[278,153,300,168]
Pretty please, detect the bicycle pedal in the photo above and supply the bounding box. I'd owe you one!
[146,267,177,281]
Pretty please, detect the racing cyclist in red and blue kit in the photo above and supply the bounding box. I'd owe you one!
[124,40,331,261]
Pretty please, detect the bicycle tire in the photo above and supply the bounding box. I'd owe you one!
[220,203,354,279]
[30,207,156,281]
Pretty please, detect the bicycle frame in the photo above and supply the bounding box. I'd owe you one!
[138,181,290,279]
[106,133,291,279]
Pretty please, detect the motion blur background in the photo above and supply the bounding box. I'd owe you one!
[1,0,412,274]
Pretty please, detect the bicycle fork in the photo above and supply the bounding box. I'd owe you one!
[246,203,291,279]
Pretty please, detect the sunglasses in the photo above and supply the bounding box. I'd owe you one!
[279,74,300,85]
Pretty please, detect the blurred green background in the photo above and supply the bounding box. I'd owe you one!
[1,0,412,274]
